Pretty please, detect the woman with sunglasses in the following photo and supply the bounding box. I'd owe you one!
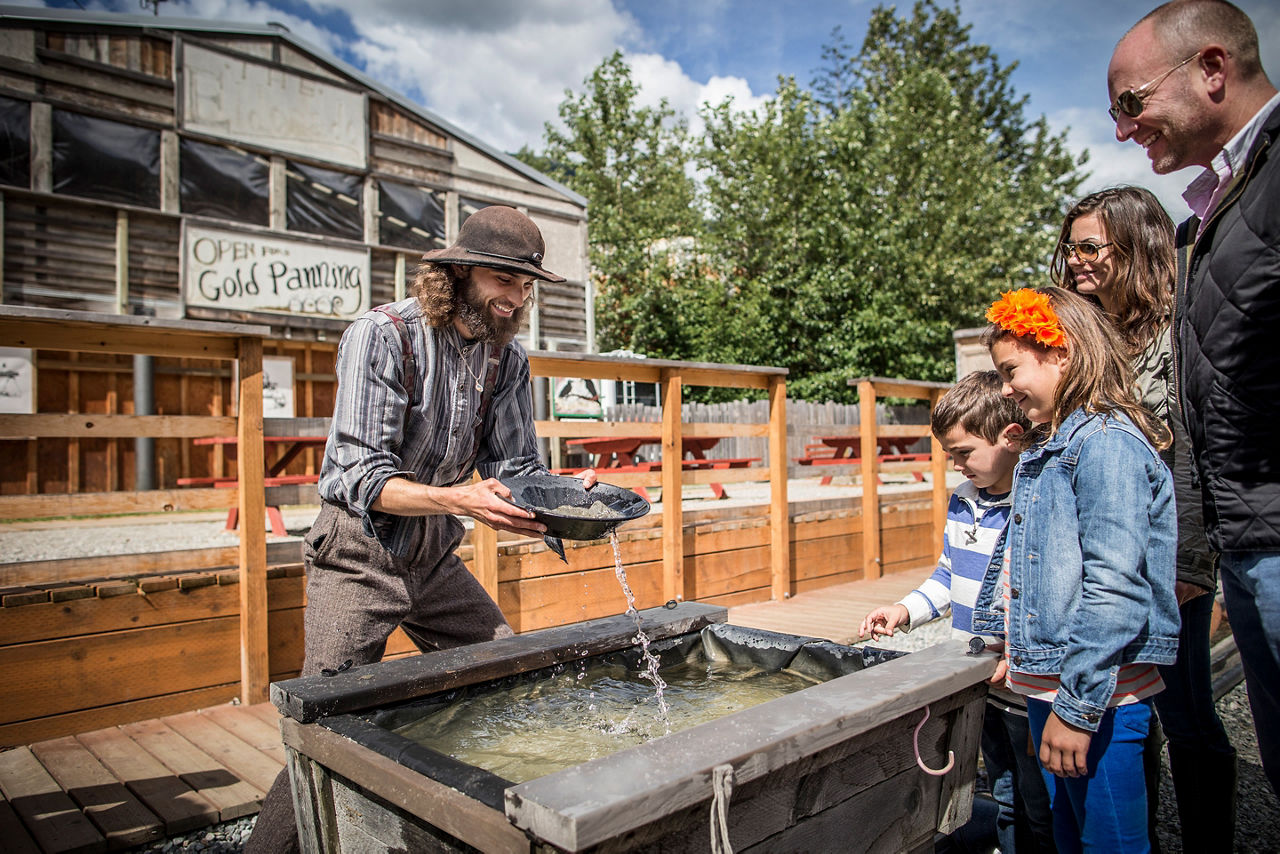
[1051,186,1236,853]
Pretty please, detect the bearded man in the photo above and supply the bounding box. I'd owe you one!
[247,205,593,853]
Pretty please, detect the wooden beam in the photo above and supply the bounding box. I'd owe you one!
[845,376,954,400]
[0,307,269,360]
[0,413,238,439]
[0,487,233,521]
[471,472,499,601]
[115,210,128,315]
[858,380,880,579]
[768,376,789,602]
[533,420,768,439]
[236,336,269,706]
[661,370,683,603]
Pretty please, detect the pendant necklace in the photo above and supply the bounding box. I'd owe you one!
[452,337,485,392]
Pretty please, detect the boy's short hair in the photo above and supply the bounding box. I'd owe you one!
[931,370,1030,444]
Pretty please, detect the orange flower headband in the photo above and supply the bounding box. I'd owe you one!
[985,289,1066,348]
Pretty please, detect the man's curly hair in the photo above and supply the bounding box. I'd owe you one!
[411,261,460,327]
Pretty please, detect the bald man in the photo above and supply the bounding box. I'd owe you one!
[1110,1,1280,831]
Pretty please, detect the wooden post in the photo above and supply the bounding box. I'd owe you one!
[114,211,129,315]
[930,388,949,551]
[236,337,269,705]
[858,380,880,580]
[768,376,790,600]
[660,370,683,602]
[471,471,499,601]
[394,253,406,302]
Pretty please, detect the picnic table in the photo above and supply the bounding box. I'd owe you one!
[177,435,327,535]
[559,435,758,500]
[796,434,931,485]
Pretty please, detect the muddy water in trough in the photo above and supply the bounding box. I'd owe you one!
[392,531,822,783]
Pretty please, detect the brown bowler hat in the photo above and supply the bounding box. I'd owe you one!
[422,205,566,283]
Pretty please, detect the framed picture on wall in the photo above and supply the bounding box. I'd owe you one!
[0,347,35,414]
[262,356,295,418]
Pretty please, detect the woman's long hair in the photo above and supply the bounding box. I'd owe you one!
[1050,186,1174,356]
[983,286,1171,450]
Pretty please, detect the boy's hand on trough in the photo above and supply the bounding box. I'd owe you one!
[858,604,909,639]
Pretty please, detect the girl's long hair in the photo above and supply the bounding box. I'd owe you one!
[1050,186,1174,356]
[982,286,1171,450]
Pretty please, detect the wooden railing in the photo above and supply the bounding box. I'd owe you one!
[847,377,953,579]
[0,305,275,706]
[511,352,791,602]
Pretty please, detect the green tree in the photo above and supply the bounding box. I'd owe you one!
[697,0,1084,400]
[514,52,707,358]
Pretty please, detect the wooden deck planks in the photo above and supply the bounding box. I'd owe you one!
[162,710,283,793]
[0,746,106,854]
[0,797,43,853]
[28,736,163,850]
[728,571,926,643]
[118,719,263,821]
[199,704,288,766]
[75,726,218,834]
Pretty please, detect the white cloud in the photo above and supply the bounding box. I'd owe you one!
[1050,106,1198,220]
[317,0,637,153]
[626,52,771,139]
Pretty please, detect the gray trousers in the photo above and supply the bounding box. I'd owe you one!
[247,502,511,854]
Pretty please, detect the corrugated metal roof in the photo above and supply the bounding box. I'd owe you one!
[0,3,588,209]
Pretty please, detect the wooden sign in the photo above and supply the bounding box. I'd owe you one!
[183,225,370,320]
[182,43,367,169]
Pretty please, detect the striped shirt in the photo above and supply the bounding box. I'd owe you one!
[898,480,1011,639]
[998,546,1164,706]
[317,297,545,556]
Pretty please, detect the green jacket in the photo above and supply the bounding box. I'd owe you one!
[1134,322,1217,591]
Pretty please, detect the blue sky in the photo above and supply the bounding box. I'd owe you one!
[17,0,1280,215]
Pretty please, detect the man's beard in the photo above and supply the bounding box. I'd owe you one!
[455,275,530,346]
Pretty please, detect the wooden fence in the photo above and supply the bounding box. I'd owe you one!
[0,307,954,744]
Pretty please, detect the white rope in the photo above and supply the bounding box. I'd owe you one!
[710,763,735,854]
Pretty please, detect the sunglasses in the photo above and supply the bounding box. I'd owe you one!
[1061,241,1114,262]
[1109,51,1201,122]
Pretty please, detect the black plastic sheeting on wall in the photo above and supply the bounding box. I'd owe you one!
[286,160,363,241]
[378,180,445,252]
[180,137,269,225]
[52,109,159,208]
[0,95,30,189]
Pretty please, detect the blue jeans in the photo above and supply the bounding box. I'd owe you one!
[1220,550,1280,796]
[981,701,1056,853]
[1028,698,1151,854]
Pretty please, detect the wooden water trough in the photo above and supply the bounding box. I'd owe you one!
[272,603,994,853]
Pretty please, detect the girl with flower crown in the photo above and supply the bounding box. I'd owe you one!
[971,286,1180,854]
[1052,187,1235,853]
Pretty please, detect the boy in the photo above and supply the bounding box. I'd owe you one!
[858,371,1052,854]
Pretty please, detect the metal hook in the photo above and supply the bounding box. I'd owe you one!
[913,706,955,776]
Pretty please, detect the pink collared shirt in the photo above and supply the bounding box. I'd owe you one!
[1184,92,1280,237]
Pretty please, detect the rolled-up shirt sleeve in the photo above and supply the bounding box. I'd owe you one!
[320,317,415,527]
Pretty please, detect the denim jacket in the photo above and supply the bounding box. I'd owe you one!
[972,408,1180,731]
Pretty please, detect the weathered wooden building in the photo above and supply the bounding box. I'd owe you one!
[0,6,590,493]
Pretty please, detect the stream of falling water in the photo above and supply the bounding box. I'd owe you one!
[610,530,670,731]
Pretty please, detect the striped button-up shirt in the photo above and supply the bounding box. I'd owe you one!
[317,297,545,555]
